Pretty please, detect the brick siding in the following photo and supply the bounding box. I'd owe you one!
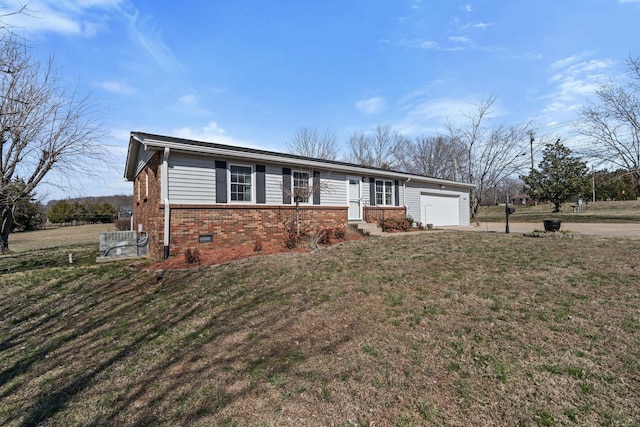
[132,155,349,259]
[363,206,407,224]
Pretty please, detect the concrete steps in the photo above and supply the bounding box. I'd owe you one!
[349,221,384,237]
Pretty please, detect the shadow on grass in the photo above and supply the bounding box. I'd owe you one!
[1,254,352,426]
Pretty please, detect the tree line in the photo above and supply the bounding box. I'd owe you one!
[288,55,640,216]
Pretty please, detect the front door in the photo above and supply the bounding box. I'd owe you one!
[348,177,361,220]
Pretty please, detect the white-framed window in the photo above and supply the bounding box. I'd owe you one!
[229,164,253,202]
[375,180,393,206]
[293,171,310,203]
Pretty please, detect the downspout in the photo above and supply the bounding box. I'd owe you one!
[403,177,411,207]
[162,147,170,259]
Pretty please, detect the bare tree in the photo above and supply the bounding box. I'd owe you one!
[447,95,531,217]
[286,126,340,160]
[346,124,406,169]
[576,55,640,194]
[395,134,466,180]
[1,36,106,253]
[280,170,329,238]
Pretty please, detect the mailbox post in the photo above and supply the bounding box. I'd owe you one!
[505,203,515,234]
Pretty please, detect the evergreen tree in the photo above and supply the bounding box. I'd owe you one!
[522,141,588,212]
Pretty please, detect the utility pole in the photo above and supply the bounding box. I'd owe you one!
[592,165,596,202]
[528,130,535,174]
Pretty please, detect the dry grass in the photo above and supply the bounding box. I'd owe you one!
[1,232,639,426]
[7,223,114,252]
[479,199,640,223]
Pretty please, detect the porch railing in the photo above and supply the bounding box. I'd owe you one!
[364,206,386,232]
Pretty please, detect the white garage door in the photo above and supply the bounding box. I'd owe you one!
[420,194,460,226]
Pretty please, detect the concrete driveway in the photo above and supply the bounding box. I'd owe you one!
[444,222,640,237]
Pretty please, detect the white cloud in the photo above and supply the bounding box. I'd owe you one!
[99,80,136,95]
[396,97,488,135]
[449,36,471,43]
[171,122,258,149]
[539,55,615,123]
[0,0,122,36]
[463,4,473,12]
[474,22,492,29]
[127,11,182,71]
[178,94,198,105]
[355,97,387,115]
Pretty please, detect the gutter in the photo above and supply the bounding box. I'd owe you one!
[162,147,170,259]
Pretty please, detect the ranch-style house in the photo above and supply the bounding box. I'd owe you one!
[124,131,474,259]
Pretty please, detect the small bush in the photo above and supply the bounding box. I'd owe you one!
[333,226,346,240]
[405,216,415,228]
[382,218,410,232]
[115,218,130,231]
[284,232,299,249]
[317,228,332,245]
[183,248,200,264]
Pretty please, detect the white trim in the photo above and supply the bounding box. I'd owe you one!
[347,175,363,220]
[134,135,474,189]
[374,179,394,206]
[228,163,255,204]
[292,170,311,204]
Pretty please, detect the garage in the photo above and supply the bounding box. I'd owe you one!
[420,193,460,226]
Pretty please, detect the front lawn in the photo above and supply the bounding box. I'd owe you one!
[1,232,639,425]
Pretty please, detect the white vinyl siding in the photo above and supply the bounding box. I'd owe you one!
[404,181,471,226]
[167,153,216,204]
[265,165,283,204]
[404,183,422,220]
[320,171,345,206]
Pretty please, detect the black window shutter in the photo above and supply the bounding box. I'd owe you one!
[282,168,291,204]
[369,178,376,206]
[215,160,227,203]
[394,180,400,206]
[256,165,266,204]
[313,171,321,205]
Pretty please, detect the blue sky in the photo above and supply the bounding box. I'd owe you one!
[2,0,639,201]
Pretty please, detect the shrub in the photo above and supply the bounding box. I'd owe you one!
[333,226,346,240]
[183,248,200,264]
[405,216,415,228]
[317,228,332,245]
[284,232,299,249]
[115,218,130,231]
[382,218,410,232]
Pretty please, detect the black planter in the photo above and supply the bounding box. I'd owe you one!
[543,219,562,232]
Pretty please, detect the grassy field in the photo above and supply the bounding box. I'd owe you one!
[7,223,115,252]
[1,229,639,426]
[477,199,640,223]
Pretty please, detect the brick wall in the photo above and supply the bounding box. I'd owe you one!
[363,206,407,224]
[132,152,163,257]
[141,203,348,259]
[132,153,348,259]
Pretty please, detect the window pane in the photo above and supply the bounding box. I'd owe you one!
[385,181,392,205]
[293,171,310,203]
[230,165,252,202]
[375,180,383,205]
